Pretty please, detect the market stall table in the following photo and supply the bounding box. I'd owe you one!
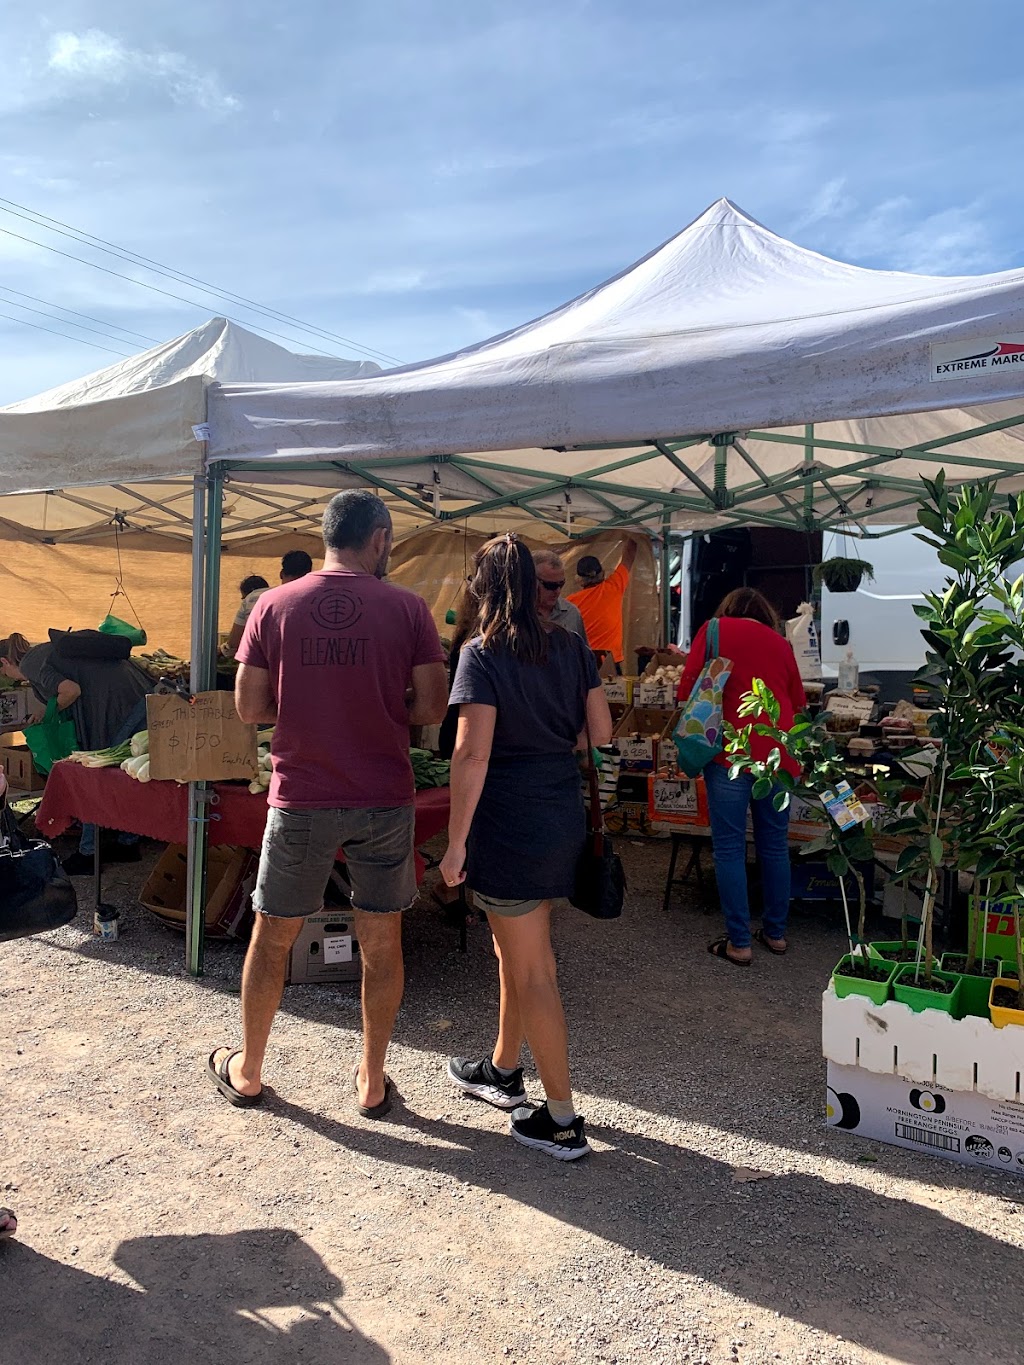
[37,762,451,919]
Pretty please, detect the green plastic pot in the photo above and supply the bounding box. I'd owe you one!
[868,941,918,964]
[938,954,1006,1019]
[892,964,963,1016]
[832,954,895,1006]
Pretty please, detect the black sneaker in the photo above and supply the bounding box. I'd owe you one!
[510,1103,591,1161]
[448,1057,527,1110]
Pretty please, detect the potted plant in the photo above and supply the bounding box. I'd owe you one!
[885,475,1024,1013]
[725,680,897,1002]
[813,556,875,594]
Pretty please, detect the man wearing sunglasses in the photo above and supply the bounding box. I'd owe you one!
[533,550,588,643]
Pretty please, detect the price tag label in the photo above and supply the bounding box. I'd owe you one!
[323,933,353,964]
[652,778,698,815]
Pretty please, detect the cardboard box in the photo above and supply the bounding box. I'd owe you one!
[647,772,710,827]
[287,911,361,985]
[0,686,33,729]
[140,843,257,940]
[827,1060,1024,1178]
[823,982,1024,1100]
[0,735,46,791]
[635,652,684,709]
[612,707,680,771]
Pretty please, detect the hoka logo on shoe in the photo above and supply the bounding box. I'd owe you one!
[552,1129,576,1142]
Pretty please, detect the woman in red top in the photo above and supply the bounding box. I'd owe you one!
[676,588,806,966]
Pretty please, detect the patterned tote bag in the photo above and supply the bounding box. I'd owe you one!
[672,619,733,777]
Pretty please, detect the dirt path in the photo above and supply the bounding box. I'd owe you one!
[3,833,1024,1364]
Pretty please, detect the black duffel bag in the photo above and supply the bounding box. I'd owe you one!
[48,627,132,661]
[0,802,78,942]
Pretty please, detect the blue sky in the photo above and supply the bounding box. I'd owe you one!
[0,1,1020,402]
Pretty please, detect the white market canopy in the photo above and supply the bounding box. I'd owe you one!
[0,318,380,541]
[207,198,1024,535]
[4,200,1024,541]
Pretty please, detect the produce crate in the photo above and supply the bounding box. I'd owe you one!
[140,843,256,940]
[612,707,680,771]
[0,735,46,792]
[287,911,361,985]
[0,686,33,729]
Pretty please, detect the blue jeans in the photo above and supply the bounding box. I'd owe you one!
[78,697,150,855]
[703,763,791,948]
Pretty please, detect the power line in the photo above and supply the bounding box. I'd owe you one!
[0,285,159,345]
[0,309,134,357]
[0,291,158,350]
[0,220,362,360]
[0,197,403,366]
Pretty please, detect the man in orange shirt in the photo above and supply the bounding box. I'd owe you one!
[566,540,638,669]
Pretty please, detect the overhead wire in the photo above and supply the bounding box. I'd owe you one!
[0,285,160,345]
[0,309,134,357]
[0,291,159,350]
[0,197,403,366]
[0,221,369,359]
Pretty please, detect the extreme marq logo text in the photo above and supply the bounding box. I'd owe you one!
[930,335,1024,381]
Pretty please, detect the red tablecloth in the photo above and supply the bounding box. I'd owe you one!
[37,764,450,880]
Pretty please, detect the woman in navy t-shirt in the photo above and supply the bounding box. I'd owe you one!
[440,534,612,1161]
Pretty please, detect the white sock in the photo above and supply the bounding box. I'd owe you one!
[546,1097,577,1126]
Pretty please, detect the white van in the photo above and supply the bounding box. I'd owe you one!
[819,528,943,690]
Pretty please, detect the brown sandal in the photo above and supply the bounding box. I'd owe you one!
[707,936,751,967]
[754,928,788,955]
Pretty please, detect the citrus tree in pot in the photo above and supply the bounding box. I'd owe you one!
[725,682,898,1003]
[886,475,1024,1015]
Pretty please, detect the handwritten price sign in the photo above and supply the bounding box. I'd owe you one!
[147,691,258,783]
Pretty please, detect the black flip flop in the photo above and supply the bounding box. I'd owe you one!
[707,936,751,967]
[352,1064,393,1119]
[206,1048,263,1107]
[754,928,788,956]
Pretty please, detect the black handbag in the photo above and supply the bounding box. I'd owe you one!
[569,681,626,920]
[0,801,78,943]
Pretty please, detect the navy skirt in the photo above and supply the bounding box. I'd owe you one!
[466,752,585,901]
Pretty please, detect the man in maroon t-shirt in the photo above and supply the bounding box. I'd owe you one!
[207,491,448,1117]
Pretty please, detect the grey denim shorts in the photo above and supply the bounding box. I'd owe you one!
[470,889,544,918]
[254,805,416,918]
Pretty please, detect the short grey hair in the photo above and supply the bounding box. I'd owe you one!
[532,549,564,572]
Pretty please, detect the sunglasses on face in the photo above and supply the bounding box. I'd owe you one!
[538,579,565,592]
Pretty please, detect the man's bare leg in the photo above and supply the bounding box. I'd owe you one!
[352,909,404,1110]
[212,912,304,1096]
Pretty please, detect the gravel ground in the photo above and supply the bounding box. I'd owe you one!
[3,828,1024,1365]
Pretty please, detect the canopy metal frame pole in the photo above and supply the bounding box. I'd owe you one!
[185,466,208,977]
[660,513,672,646]
[184,452,225,976]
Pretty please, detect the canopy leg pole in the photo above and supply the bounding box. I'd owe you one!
[660,514,672,646]
[185,458,224,977]
[803,423,815,531]
[186,468,208,978]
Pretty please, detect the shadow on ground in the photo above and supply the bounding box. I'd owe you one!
[1,1229,388,1365]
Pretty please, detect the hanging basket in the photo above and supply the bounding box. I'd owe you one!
[813,557,875,594]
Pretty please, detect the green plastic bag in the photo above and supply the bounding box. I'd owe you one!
[98,613,147,647]
[23,698,78,775]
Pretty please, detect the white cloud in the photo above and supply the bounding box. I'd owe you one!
[358,269,430,295]
[46,29,240,114]
[841,198,1000,275]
